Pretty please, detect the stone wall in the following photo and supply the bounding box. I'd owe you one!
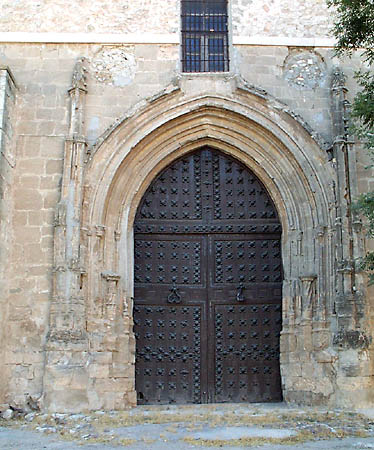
[0,0,332,38]
[0,67,17,407]
[0,42,350,147]
[0,33,373,411]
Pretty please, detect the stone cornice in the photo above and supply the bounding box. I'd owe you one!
[0,32,335,48]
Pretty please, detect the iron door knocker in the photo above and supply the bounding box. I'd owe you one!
[167,284,181,304]
[236,283,245,302]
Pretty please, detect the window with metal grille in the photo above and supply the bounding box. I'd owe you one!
[181,0,229,73]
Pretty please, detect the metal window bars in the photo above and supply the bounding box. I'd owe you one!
[181,0,229,73]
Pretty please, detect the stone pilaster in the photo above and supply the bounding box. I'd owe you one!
[0,66,17,406]
[44,58,90,412]
[330,67,373,406]
[331,67,365,331]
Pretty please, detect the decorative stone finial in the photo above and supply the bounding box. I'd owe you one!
[331,66,346,90]
[71,57,88,90]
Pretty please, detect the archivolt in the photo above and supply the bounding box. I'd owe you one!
[82,87,335,300]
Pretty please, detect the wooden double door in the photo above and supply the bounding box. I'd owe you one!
[133,148,282,404]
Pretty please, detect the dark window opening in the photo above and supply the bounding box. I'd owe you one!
[181,0,229,73]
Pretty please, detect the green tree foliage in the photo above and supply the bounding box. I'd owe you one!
[327,0,374,282]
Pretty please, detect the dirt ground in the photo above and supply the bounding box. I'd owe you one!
[2,403,374,450]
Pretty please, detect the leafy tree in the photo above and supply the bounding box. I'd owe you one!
[327,0,374,283]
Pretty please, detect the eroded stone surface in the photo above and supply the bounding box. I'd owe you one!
[91,46,136,87]
[0,0,331,38]
[283,50,327,89]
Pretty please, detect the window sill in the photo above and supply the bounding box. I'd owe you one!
[180,71,233,77]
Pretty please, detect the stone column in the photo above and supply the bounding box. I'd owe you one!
[43,58,90,412]
[330,67,373,406]
[331,68,365,331]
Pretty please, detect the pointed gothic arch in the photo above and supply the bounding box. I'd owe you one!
[45,80,341,410]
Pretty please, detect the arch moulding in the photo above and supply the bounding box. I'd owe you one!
[46,79,356,412]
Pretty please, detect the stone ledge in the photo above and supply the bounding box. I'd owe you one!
[0,32,335,48]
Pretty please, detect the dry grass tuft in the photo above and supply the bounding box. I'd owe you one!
[1,406,373,447]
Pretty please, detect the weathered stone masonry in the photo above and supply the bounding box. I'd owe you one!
[0,66,17,407]
[0,0,373,413]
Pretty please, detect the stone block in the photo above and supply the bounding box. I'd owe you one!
[40,235,53,250]
[39,176,59,190]
[14,226,42,243]
[101,392,116,410]
[88,363,110,379]
[91,352,113,365]
[94,377,132,393]
[8,306,32,321]
[4,351,22,364]
[18,175,40,189]
[44,389,89,413]
[114,394,128,410]
[43,190,59,209]
[126,390,137,407]
[27,210,46,226]
[45,159,62,175]
[24,243,46,264]
[17,159,45,175]
[28,265,49,277]
[110,363,133,379]
[280,332,297,353]
[22,351,45,364]
[37,121,56,136]
[314,349,337,364]
[40,137,64,158]
[14,189,43,211]
[87,390,104,411]
[35,275,51,292]
[69,368,89,389]
[102,335,117,352]
[13,211,27,226]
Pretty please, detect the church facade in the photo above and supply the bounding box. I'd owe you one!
[0,0,373,412]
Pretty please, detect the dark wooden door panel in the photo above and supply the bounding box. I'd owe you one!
[134,235,206,289]
[134,304,204,404]
[209,235,282,286]
[213,304,282,403]
[134,147,283,405]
